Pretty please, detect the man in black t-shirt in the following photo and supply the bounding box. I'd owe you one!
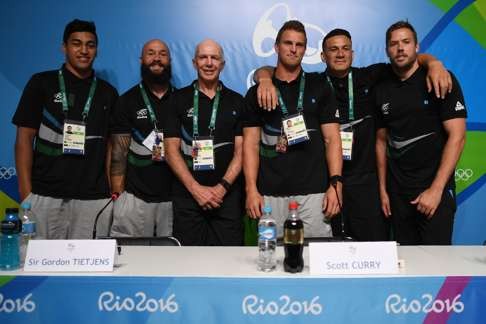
[375,21,467,245]
[164,39,244,246]
[244,20,342,238]
[109,39,174,237]
[12,19,118,239]
[254,28,452,241]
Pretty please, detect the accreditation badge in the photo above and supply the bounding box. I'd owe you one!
[340,130,354,161]
[62,120,86,155]
[143,130,165,161]
[192,137,215,171]
[282,113,309,146]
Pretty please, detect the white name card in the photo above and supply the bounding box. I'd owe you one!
[309,241,398,275]
[24,240,116,272]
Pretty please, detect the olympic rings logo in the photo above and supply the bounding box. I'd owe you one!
[455,168,473,181]
[0,167,16,180]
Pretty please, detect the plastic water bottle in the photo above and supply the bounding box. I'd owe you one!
[257,205,277,272]
[0,208,22,270]
[283,201,304,273]
[20,202,36,266]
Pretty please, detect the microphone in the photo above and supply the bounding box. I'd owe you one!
[92,192,120,239]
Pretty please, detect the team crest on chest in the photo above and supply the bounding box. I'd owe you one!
[381,102,390,115]
[53,92,63,103]
[136,108,148,119]
[186,107,194,117]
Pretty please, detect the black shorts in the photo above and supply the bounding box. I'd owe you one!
[388,189,456,245]
[172,189,244,246]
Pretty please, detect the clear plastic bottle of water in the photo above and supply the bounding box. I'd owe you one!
[20,202,36,266]
[257,205,277,272]
[0,208,22,271]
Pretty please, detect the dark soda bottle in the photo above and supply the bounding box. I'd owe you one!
[283,201,304,273]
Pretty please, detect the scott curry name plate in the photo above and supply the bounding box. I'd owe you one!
[24,239,116,272]
[309,241,398,275]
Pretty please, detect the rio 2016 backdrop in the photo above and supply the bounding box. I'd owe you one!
[0,0,484,244]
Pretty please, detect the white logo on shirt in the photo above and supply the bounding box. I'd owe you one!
[335,109,340,118]
[136,108,148,119]
[186,107,194,117]
[53,92,63,103]
[455,101,465,111]
[381,103,390,115]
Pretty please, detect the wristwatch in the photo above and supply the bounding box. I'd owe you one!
[329,175,343,186]
[219,178,231,191]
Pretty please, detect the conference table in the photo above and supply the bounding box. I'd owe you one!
[1,245,486,323]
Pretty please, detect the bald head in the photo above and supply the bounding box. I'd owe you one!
[194,39,224,62]
[141,39,170,58]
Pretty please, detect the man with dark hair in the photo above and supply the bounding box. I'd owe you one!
[164,39,245,245]
[12,19,118,239]
[375,21,466,245]
[109,39,174,237]
[244,20,342,238]
[253,26,452,241]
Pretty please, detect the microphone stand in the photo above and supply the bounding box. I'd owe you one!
[92,192,119,239]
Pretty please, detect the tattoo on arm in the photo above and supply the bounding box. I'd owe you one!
[110,134,131,176]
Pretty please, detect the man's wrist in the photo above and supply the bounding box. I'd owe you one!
[329,175,343,186]
[219,178,231,191]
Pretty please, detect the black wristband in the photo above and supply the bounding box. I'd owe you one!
[329,175,343,186]
[219,178,231,191]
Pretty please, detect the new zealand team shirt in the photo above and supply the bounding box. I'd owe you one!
[375,66,467,195]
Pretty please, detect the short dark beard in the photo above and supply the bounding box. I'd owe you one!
[141,63,171,85]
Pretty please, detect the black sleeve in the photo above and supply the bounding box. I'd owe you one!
[12,74,45,129]
[163,91,182,138]
[242,86,264,128]
[440,72,467,121]
[361,63,392,86]
[110,93,132,134]
[233,94,245,136]
[372,85,386,130]
[318,79,339,124]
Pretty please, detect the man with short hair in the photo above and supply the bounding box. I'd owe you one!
[164,39,245,245]
[254,28,451,241]
[109,39,174,237]
[375,21,467,245]
[12,19,118,239]
[244,20,342,238]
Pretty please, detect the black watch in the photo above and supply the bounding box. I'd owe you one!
[219,178,231,191]
[329,175,343,186]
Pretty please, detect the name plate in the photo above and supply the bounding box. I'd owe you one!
[309,241,398,275]
[24,240,116,272]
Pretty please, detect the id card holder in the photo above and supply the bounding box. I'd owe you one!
[340,130,353,161]
[62,120,86,155]
[192,136,215,171]
[143,130,165,161]
[282,113,309,146]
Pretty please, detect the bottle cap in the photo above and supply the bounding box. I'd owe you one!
[288,201,298,210]
[20,202,32,210]
[5,208,19,215]
[263,205,272,213]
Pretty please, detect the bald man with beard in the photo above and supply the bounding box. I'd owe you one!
[109,39,175,237]
[164,39,245,245]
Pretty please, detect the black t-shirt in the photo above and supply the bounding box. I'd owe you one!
[322,64,392,185]
[164,81,244,197]
[110,82,175,202]
[243,71,339,196]
[12,65,118,199]
[375,66,467,195]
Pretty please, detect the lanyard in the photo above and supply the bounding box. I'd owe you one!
[326,70,354,121]
[58,70,97,122]
[276,72,305,117]
[192,83,221,138]
[139,83,159,130]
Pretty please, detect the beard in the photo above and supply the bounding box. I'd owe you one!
[141,62,172,85]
